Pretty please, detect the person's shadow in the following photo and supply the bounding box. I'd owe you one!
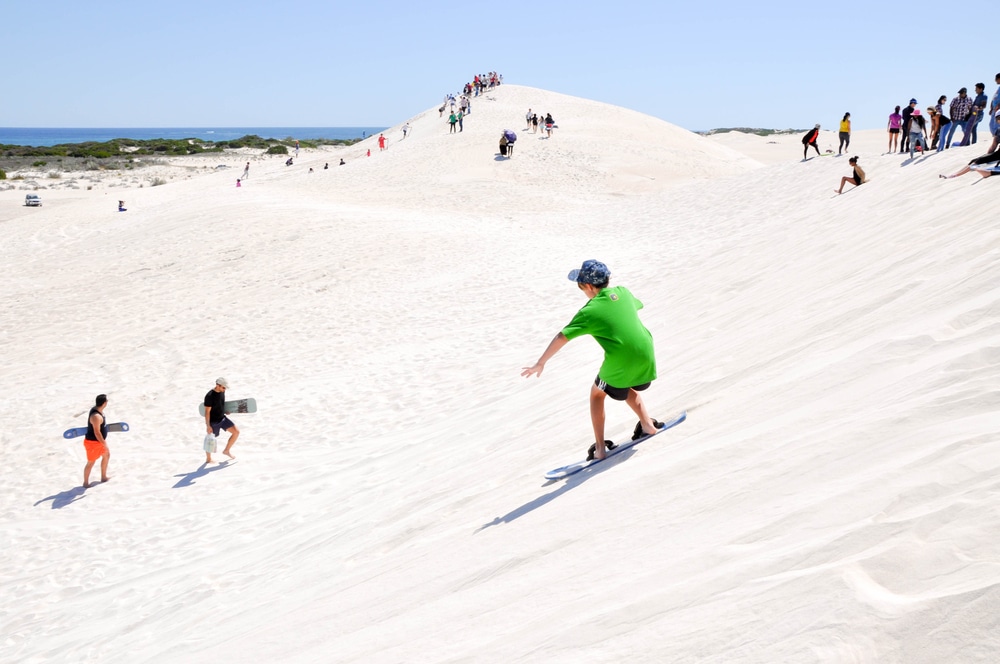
[172,460,237,488]
[476,446,640,533]
[34,486,88,509]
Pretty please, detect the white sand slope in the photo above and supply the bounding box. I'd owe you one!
[2,85,999,663]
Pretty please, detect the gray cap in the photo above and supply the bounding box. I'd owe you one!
[216,377,229,388]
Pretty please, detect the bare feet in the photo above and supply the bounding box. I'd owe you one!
[100,476,110,483]
[223,449,235,459]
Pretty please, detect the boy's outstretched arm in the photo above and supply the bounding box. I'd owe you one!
[521,332,569,378]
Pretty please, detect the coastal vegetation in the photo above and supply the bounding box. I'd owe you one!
[698,128,806,136]
[0,135,360,175]
[0,135,359,159]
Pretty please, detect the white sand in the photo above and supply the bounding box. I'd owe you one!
[2,84,999,663]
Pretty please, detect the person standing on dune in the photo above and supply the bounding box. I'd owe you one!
[887,106,902,153]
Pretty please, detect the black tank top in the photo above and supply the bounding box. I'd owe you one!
[85,407,107,441]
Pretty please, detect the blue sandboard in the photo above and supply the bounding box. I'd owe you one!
[63,422,130,439]
[544,411,687,480]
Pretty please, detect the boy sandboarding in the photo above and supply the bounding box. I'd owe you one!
[522,260,661,460]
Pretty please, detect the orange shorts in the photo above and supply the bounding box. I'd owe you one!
[84,439,108,462]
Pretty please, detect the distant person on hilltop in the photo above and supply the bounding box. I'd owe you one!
[802,124,821,159]
[378,134,387,151]
[908,109,928,158]
[943,87,973,149]
[521,260,663,462]
[989,73,1000,149]
[838,113,851,154]
[544,113,554,138]
[835,156,866,194]
[402,122,410,138]
[241,162,250,180]
[931,96,949,151]
[960,83,988,146]
[448,111,458,134]
[887,106,902,153]
[900,99,917,153]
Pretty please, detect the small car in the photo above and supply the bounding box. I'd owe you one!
[25,194,42,207]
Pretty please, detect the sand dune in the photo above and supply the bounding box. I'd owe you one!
[2,85,999,663]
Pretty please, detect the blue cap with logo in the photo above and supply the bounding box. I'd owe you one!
[568,259,610,285]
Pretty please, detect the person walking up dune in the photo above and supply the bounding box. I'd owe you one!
[82,394,112,487]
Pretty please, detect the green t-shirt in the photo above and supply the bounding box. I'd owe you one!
[561,285,657,388]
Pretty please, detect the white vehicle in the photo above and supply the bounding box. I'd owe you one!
[24,194,42,207]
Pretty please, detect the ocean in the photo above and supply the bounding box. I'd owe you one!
[0,127,388,148]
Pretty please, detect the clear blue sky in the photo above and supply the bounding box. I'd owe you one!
[4,0,992,131]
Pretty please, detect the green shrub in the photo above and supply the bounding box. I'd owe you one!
[33,160,47,167]
[266,144,288,155]
[0,168,5,180]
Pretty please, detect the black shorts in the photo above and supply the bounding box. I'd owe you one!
[853,173,862,186]
[595,377,651,401]
[210,416,235,436]
[889,128,900,134]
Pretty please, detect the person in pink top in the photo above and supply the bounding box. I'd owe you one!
[887,106,902,153]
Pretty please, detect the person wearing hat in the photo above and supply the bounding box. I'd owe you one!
[802,124,821,160]
[204,377,239,461]
[521,260,661,461]
[944,87,973,149]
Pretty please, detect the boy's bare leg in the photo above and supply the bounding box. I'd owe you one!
[625,389,659,436]
[83,460,95,487]
[100,452,110,482]
[206,453,213,464]
[589,385,608,459]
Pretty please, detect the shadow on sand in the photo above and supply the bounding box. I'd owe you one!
[34,485,89,509]
[173,460,237,488]
[476,446,641,533]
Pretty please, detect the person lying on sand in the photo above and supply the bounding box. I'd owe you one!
[939,149,1000,179]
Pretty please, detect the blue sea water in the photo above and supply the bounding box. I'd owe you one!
[0,127,387,147]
